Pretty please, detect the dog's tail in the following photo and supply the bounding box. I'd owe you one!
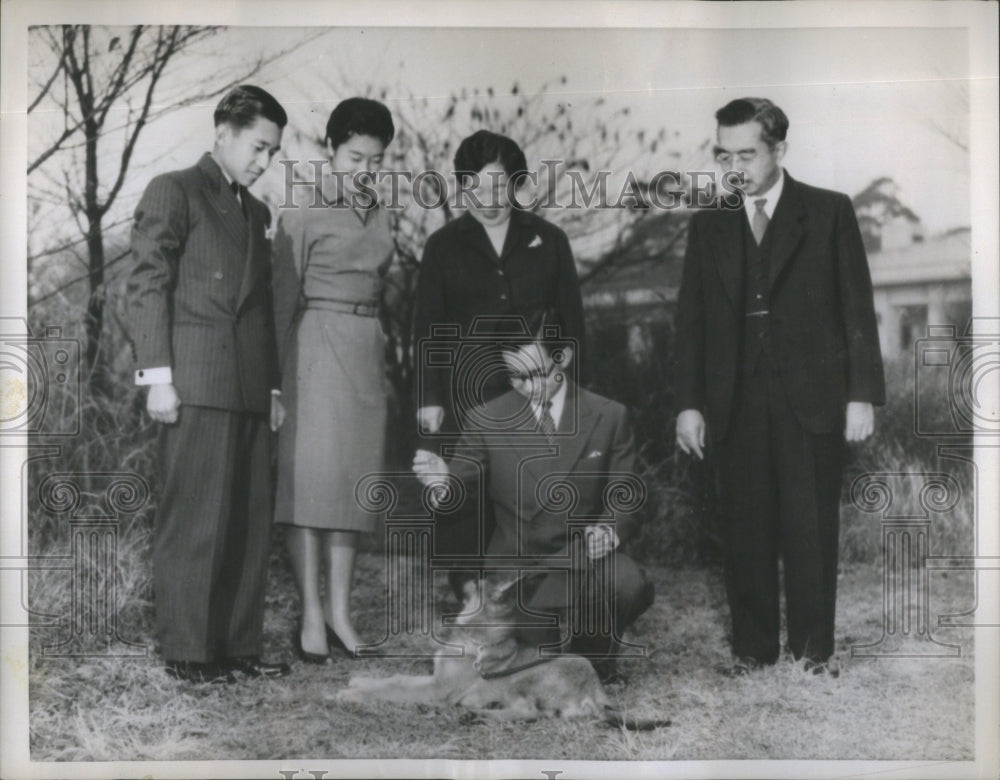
[603,705,671,731]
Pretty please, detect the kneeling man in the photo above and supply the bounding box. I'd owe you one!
[414,310,653,683]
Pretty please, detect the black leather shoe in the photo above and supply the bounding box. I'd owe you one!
[294,626,331,665]
[325,623,356,659]
[803,658,841,678]
[164,660,235,684]
[715,657,765,678]
[227,656,291,679]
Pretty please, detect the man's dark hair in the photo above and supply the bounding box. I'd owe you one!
[214,84,288,130]
[453,130,528,187]
[324,97,395,149]
[500,308,570,358]
[715,97,789,148]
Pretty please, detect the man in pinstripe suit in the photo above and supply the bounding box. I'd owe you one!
[125,85,290,683]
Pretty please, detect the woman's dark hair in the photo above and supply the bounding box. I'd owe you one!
[715,97,789,148]
[453,130,528,186]
[214,85,287,129]
[324,98,395,149]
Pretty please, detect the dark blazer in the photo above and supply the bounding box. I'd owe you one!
[448,383,641,560]
[126,153,279,414]
[674,171,885,440]
[414,210,586,410]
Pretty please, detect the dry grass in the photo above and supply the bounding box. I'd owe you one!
[28,547,975,762]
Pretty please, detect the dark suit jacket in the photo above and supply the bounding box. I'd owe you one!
[447,383,641,561]
[674,171,885,440]
[413,210,586,410]
[125,153,279,414]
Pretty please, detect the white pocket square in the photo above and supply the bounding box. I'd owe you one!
[528,235,543,248]
[586,450,602,458]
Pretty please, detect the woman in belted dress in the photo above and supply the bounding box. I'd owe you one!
[271,98,395,661]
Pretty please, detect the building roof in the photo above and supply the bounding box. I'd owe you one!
[868,227,971,287]
[580,210,971,309]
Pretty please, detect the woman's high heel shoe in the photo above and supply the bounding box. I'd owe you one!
[294,626,331,665]
[325,623,356,659]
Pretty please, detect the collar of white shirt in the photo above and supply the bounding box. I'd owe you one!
[533,377,569,430]
[743,168,785,224]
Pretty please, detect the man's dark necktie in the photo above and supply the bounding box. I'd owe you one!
[751,197,769,245]
[539,400,556,443]
[230,181,247,220]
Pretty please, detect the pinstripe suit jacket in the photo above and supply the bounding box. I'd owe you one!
[125,153,279,414]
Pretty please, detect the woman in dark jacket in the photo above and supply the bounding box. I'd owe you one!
[412,130,586,594]
[414,129,586,435]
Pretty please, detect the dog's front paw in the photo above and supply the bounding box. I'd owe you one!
[330,685,367,704]
[458,710,486,726]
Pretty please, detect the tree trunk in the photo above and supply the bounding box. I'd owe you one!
[84,213,107,398]
[83,118,108,399]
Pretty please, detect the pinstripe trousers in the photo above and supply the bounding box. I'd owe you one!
[154,405,272,662]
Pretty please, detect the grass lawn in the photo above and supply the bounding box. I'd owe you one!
[28,548,975,762]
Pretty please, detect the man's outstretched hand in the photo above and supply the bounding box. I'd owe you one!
[413,449,449,487]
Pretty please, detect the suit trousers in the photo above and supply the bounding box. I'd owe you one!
[717,360,844,664]
[154,405,273,662]
[511,551,654,660]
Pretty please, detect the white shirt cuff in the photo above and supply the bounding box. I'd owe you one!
[271,389,282,396]
[135,366,172,385]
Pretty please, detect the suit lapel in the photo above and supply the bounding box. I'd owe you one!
[708,206,745,312]
[499,209,533,264]
[551,384,596,473]
[518,384,599,521]
[198,153,250,258]
[766,172,808,289]
[236,193,264,311]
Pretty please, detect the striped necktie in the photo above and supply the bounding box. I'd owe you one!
[751,198,769,245]
[539,400,556,443]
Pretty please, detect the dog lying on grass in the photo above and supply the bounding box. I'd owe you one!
[334,579,670,730]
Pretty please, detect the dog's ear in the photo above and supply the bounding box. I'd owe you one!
[489,578,519,602]
[461,578,481,606]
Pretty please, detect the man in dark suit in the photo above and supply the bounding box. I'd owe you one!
[674,98,885,676]
[414,311,653,683]
[125,85,290,683]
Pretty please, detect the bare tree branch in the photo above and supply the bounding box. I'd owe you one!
[29,248,132,308]
[28,216,131,263]
[28,43,69,114]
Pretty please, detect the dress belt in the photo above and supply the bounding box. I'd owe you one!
[304,297,379,317]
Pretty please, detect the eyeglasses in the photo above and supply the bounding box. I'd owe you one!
[508,361,557,385]
[714,150,760,165]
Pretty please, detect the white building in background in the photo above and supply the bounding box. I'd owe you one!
[867,227,972,358]
[580,204,972,364]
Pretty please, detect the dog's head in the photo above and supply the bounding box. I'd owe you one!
[454,577,519,644]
